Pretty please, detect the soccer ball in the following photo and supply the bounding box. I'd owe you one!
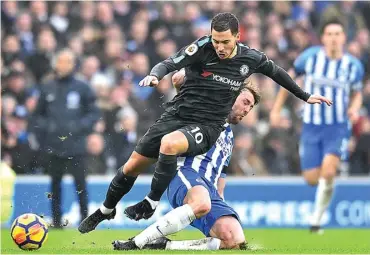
[10,213,49,250]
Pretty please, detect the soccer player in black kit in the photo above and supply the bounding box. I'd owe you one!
[78,12,332,234]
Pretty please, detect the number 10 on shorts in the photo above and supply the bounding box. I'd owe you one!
[191,127,203,144]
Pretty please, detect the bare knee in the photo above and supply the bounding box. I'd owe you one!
[306,178,319,186]
[321,170,336,181]
[160,135,178,155]
[122,162,137,176]
[185,186,211,218]
[160,132,188,155]
[191,200,211,218]
[303,168,320,186]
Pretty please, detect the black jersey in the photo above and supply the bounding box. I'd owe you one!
[150,35,308,126]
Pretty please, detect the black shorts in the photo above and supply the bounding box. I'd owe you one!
[135,111,224,158]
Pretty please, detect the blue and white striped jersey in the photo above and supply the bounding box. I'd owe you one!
[177,123,234,188]
[294,46,364,125]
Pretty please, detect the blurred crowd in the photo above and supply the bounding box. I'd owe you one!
[1,1,370,177]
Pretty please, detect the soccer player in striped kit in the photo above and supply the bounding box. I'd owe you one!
[270,19,364,233]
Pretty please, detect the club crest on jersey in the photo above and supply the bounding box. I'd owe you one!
[240,65,249,76]
[185,44,198,56]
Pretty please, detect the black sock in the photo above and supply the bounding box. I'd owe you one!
[148,153,177,201]
[103,167,137,209]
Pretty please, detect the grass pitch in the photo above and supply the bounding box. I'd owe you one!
[1,228,369,254]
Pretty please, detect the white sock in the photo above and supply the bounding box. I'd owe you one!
[311,178,334,226]
[145,196,159,210]
[134,204,196,248]
[165,237,221,250]
[100,205,114,215]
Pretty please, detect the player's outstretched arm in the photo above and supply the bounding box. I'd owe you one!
[139,59,181,87]
[270,69,296,126]
[306,94,333,105]
[139,75,159,87]
[256,56,332,106]
[139,37,207,87]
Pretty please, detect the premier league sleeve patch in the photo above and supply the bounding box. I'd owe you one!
[185,44,198,56]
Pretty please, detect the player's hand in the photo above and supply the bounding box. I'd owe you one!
[172,68,186,87]
[139,75,159,87]
[347,107,359,123]
[269,110,281,127]
[307,94,333,106]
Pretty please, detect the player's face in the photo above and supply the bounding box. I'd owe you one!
[321,24,346,52]
[211,29,240,59]
[228,90,255,124]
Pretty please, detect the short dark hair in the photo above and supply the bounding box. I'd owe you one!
[211,12,239,35]
[242,78,261,106]
[320,18,346,35]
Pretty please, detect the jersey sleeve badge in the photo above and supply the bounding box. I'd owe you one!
[185,44,198,56]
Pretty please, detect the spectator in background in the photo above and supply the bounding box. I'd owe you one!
[1,106,34,174]
[16,12,35,57]
[69,1,96,33]
[354,29,369,71]
[1,95,18,167]
[90,72,113,112]
[104,23,125,43]
[96,1,115,30]
[1,1,19,34]
[122,52,158,136]
[230,130,268,176]
[85,132,107,174]
[2,70,39,113]
[29,1,49,35]
[2,34,21,65]
[67,35,84,59]
[112,106,138,167]
[127,19,151,54]
[32,49,100,227]
[79,55,101,83]
[27,28,57,84]
[49,1,70,46]
[322,1,366,42]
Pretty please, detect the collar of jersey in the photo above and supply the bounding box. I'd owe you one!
[221,44,239,61]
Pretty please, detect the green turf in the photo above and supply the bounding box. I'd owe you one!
[1,228,370,254]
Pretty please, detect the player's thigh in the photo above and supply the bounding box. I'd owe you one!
[299,128,323,174]
[300,140,322,185]
[160,130,189,155]
[209,216,245,249]
[321,125,349,179]
[179,124,223,157]
[167,170,211,211]
[135,112,184,158]
[122,151,157,176]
